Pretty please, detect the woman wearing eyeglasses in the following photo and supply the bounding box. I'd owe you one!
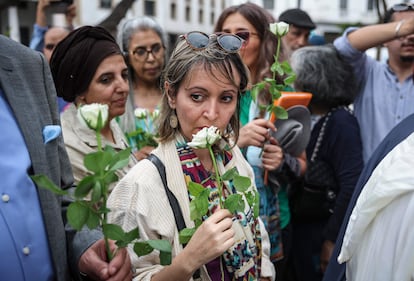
[107,31,275,281]
[215,3,307,280]
[117,16,168,160]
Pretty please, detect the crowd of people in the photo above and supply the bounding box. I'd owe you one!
[2,1,414,281]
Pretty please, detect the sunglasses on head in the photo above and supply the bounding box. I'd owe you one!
[180,31,244,53]
[392,3,414,11]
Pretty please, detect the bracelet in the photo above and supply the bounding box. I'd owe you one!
[395,19,405,38]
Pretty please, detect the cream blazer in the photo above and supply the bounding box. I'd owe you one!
[107,138,275,281]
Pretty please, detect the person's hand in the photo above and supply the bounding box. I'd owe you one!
[262,137,284,171]
[133,145,155,161]
[65,3,76,26]
[237,118,276,148]
[38,0,51,11]
[320,239,335,273]
[78,239,133,281]
[183,209,235,271]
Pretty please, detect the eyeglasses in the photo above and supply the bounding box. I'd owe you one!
[392,3,414,12]
[180,31,244,53]
[131,43,164,62]
[44,43,56,51]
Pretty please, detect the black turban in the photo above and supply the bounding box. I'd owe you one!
[50,25,122,102]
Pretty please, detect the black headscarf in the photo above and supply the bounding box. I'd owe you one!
[50,25,122,102]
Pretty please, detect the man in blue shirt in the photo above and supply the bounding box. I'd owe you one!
[334,3,414,163]
[0,35,132,280]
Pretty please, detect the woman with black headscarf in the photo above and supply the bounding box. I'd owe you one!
[50,25,137,186]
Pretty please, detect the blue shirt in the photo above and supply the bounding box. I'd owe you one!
[334,27,414,163]
[0,90,54,280]
[29,23,48,52]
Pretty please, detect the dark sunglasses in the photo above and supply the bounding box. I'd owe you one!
[392,3,414,11]
[233,30,259,42]
[180,31,244,53]
[44,43,56,51]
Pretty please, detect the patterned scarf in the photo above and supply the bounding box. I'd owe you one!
[175,135,262,280]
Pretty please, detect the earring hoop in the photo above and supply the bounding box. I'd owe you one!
[169,111,178,128]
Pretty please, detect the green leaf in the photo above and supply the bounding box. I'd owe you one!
[124,227,140,242]
[30,174,68,196]
[84,150,112,174]
[103,171,118,186]
[103,223,126,241]
[233,175,251,193]
[179,227,196,244]
[272,106,288,119]
[283,74,296,85]
[75,175,96,198]
[189,190,209,221]
[108,148,132,172]
[224,194,244,213]
[147,239,172,253]
[187,181,205,197]
[133,241,153,256]
[253,190,260,218]
[86,209,100,229]
[67,201,89,230]
[271,63,284,76]
[280,60,293,73]
[90,181,102,203]
[221,167,238,181]
[159,250,172,265]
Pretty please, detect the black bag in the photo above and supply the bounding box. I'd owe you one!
[291,110,338,221]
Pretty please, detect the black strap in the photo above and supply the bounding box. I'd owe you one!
[147,154,201,279]
[147,154,186,232]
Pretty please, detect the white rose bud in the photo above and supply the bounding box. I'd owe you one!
[151,109,160,119]
[187,126,221,149]
[77,103,109,131]
[134,108,148,119]
[270,21,289,37]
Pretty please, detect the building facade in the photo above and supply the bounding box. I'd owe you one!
[0,0,408,46]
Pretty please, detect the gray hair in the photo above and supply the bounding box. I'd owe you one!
[117,16,168,54]
[290,44,358,109]
[158,35,249,143]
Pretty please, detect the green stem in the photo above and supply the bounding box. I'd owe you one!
[208,144,223,208]
[96,131,102,152]
[274,36,281,81]
[96,129,112,260]
[103,192,113,261]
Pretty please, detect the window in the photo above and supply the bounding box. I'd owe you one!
[170,2,176,19]
[100,0,112,9]
[144,0,155,16]
[263,0,274,10]
[185,5,191,21]
[199,9,203,24]
[340,0,347,10]
[367,0,374,10]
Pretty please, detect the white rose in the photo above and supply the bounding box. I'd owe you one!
[187,126,221,149]
[134,108,148,119]
[77,103,109,131]
[270,22,289,37]
[151,109,160,119]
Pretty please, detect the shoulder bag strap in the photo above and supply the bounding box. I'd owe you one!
[147,154,187,232]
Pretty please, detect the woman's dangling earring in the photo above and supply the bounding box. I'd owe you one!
[169,111,178,129]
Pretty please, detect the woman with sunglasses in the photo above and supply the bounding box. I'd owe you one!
[117,17,168,160]
[215,3,307,280]
[107,31,275,281]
